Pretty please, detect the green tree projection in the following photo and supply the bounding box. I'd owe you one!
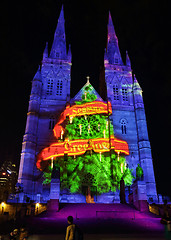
[65,114,114,140]
[43,84,134,194]
[43,153,134,195]
[136,163,143,180]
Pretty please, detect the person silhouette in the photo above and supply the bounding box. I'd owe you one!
[65,216,75,240]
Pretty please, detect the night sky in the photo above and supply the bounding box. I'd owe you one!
[2,0,171,197]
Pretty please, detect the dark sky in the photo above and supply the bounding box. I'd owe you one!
[2,0,171,197]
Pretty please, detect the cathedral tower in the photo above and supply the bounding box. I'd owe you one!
[105,13,157,201]
[18,68,42,195]
[18,5,71,199]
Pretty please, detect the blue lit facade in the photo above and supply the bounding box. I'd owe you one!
[18,7,157,203]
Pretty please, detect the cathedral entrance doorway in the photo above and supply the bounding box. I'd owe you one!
[81,172,96,203]
[82,185,96,203]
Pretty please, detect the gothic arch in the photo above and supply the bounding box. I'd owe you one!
[112,82,119,101]
[120,79,129,103]
[114,52,120,64]
[121,77,129,85]
[119,118,128,134]
[49,115,56,130]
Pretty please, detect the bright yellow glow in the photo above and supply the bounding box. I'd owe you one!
[121,163,123,173]
[36,203,39,208]
[51,157,54,169]
[1,202,5,207]
[117,152,120,161]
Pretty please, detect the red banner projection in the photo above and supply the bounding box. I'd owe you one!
[53,101,112,138]
[36,136,129,170]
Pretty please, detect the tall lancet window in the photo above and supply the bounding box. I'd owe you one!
[120,119,127,134]
[49,116,55,130]
[113,84,119,100]
[56,52,59,58]
[122,87,128,101]
[56,80,63,96]
[114,57,119,64]
[114,53,119,64]
[47,79,53,95]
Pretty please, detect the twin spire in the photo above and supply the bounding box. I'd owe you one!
[105,12,131,66]
[43,5,131,67]
[43,5,71,62]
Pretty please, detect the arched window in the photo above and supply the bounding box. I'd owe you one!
[114,53,119,64]
[56,80,63,96]
[113,84,119,100]
[115,57,119,64]
[56,52,59,58]
[49,116,55,130]
[120,119,127,134]
[46,79,53,95]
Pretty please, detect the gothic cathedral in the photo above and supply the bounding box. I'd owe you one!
[18,6,158,203]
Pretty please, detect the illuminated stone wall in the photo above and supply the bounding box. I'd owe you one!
[105,13,157,201]
[18,7,157,203]
[18,6,71,200]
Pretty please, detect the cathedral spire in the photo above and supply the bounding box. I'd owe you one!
[133,74,142,91]
[33,66,42,82]
[67,44,72,63]
[105,11,123,65]
[107,12,118,44]
[126,50,131,67]
[43,42,48,59]
[49,5,67,60]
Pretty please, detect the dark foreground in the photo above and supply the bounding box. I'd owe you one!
[0,203,170,240]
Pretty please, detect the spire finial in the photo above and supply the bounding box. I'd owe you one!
[43,42,48,59]
[49,4,67,59]
[126,50,131,66]
[106,11,123,65]
[86,76,90,84]
[33,66,42,82]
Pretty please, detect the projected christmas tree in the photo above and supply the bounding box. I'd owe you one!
[37,83,133,195]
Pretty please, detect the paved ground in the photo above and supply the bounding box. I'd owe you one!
[1,203,170,239]
[27,233,167,240]
[0,234,168,240]
[1,217,168,240]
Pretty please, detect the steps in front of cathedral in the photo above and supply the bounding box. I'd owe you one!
[45,203,157,220]
[27,203,164,236]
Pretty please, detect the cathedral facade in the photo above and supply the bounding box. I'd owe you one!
[18,6,157,203]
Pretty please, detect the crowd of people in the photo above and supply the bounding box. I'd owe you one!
[9,228,28,240]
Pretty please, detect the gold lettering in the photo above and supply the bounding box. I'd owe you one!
[72,145,77,152]
[102,142,106,148]
[72,109,77,114]
[69,104,109,118]
[95,143,99,150]
[83,144,88,150]
[77,145,82,151]
[99,143,102,149]
[82,108,86,113]
[106,143,110,149]
[64,142,69,151]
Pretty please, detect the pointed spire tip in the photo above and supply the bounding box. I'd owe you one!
[86,76,90,84]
